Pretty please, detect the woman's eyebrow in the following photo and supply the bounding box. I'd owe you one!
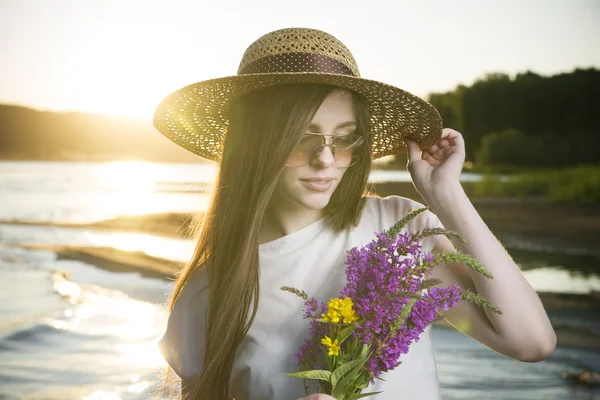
[308,121,357,131]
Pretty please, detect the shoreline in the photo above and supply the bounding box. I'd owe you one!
[6,182,600,352]
[5,181,600,257]
[374,182,600,258]
[18,242,600,352]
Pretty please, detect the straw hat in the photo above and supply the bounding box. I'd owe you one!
[153,28,442,162]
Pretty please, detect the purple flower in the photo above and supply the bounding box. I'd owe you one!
[303,297,320,319]
[339,230,462,378]
[296,301,328,367]
[366,284,462,378]
[293,223,465,383]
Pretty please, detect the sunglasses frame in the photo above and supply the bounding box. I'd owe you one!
[285,132,365,168]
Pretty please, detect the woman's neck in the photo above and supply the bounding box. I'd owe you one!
[259,204,325,244]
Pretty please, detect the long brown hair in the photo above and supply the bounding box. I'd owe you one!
[166,83,373,399]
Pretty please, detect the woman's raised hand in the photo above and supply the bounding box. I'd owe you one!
[404,127,466,200]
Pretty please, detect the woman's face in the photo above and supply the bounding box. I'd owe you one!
[271,89,357,213]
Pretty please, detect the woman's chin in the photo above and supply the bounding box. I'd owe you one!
[298,193,334,211]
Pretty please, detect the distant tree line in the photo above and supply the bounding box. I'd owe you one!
[426,67,600,168]
[0,105,201,163]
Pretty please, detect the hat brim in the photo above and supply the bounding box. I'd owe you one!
[153,72,442,162]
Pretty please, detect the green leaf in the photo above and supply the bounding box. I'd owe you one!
[360,343,370,359]
[461,289,502,314]
[336,324,357,345]
[384,207,429,239]
[280,286,309,300]
[331,358,367,398]
[432,251,494,279]
[420,277,443,289]
[314,318,337,325]
[331,359,365,389]
[413,227,467,244]
[391,298,418,330]
[352,391,383,399]
[285,369,332,381]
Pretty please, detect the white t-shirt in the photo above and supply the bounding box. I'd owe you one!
[159,195,444,400]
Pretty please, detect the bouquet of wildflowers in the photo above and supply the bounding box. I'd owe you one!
[281,207,501,399]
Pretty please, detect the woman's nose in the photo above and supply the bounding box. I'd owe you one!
[311,145,335,168]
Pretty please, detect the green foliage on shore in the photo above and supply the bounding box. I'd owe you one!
[427,68,600,166]
[474,166,600,204]
[475,129,599,168]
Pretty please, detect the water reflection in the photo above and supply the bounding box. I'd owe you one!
[52,271,167,369]
[510,247,600,279]
[82,391,122,400]
[522,267,600,294]
[96,161,159,193]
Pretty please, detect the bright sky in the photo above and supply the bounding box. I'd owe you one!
[1,0,599,119]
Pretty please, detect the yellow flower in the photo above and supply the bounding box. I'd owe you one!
[330,298,346,310]
[321,297,359,324]
[324,308,341,323]
[321,335,341,356]
[341,305,359,323]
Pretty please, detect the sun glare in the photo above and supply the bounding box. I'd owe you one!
[97,161,159,193]
[55,10,212,119]
[91,161,167,217]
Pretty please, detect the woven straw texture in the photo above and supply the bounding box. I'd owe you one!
[153,28,442,162]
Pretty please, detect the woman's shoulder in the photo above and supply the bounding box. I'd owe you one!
[363,194,424,213]
[175,266,210,305]
[360,195,442,232]
[158,266,209,379]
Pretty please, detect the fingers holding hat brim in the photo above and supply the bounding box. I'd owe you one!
[404,138,423,167]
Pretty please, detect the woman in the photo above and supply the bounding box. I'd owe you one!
[153,28,556,400]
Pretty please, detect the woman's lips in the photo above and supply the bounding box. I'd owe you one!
[300,178,334,192]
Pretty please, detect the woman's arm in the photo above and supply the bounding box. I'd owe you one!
[404,128,556,362]
[427,184,556,361]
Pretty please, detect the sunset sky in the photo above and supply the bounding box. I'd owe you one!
[1,0,599,119]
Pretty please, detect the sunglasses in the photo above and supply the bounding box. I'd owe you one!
[286,133,364,168]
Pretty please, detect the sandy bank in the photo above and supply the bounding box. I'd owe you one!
[22,244,184,280]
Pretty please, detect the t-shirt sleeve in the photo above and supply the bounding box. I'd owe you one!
[158,269,209,379]
[365,195,445,252]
